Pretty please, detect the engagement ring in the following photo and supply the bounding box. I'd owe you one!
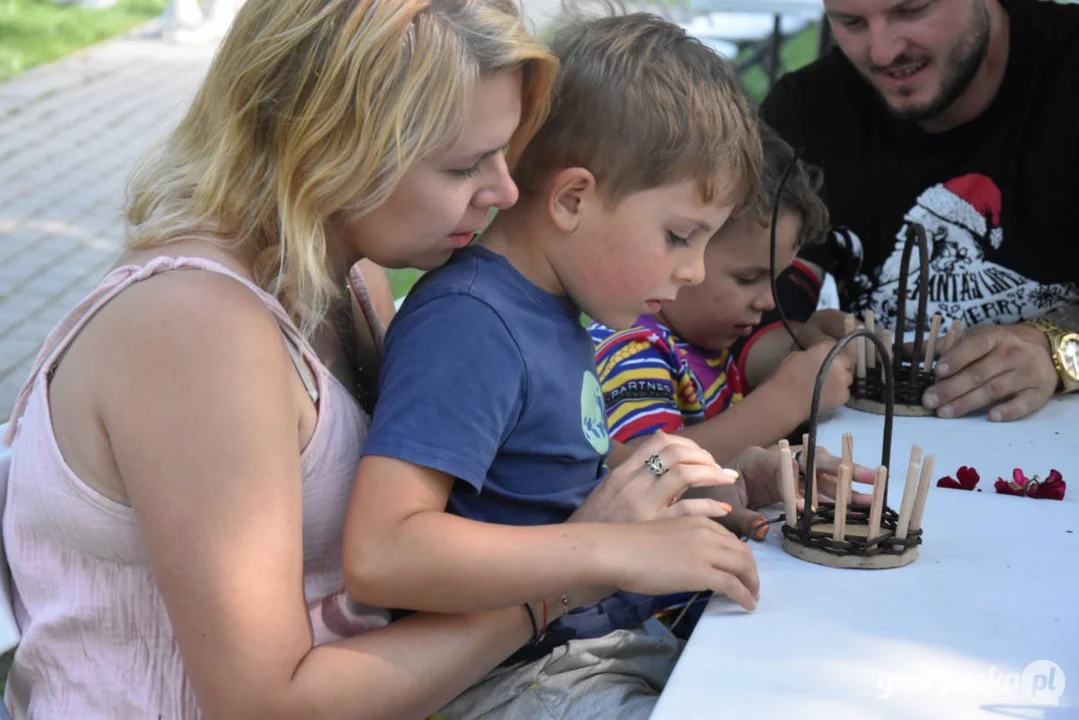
[645,452,668,477]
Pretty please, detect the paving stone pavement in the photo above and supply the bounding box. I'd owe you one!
[0,0,564,419]
[0,35,217,418]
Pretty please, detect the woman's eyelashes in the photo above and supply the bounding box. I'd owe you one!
[448,162,482,179]
[447,146,508,180]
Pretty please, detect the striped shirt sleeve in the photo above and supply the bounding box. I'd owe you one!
[589,323,684,442]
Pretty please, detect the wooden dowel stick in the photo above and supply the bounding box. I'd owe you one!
[833,464,852,541]
[865,311,877,368]
[843,314,857,336]
[878,328,893,364]
[867,465,888,542]
[778,440,798,527]
[842,433,854,469]
[895,445,924,540]
[876,327,893,380]
[909,454,936,533]
[843,314,859,372]
[924,313,943,367]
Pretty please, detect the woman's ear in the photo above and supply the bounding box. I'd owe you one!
[548,167,598,233]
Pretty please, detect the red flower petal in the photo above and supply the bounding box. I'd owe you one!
[1047,469,1063,484]
[1029,477,1067,501]
[1012,468,1031,488]
[937,476,961,489]
[956,466,981,490]
[995,478,1025,496]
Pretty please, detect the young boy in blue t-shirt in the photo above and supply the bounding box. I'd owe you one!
[346,13,764,719]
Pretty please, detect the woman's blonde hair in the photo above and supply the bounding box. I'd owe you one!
[126,0,556,337]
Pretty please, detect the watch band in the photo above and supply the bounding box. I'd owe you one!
[1023,318,1079,393]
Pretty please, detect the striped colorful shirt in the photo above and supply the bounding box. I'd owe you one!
[589,315,745,442]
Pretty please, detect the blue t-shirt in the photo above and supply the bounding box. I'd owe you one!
[364,244,610,526]
[364,245,661,660]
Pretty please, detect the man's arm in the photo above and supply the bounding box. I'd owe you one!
[925,306,1079,421]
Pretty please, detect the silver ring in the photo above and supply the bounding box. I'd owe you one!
[645,452,668,477]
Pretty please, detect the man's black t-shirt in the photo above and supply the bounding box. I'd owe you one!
[760,0,1079,329]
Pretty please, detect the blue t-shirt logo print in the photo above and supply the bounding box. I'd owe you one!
[580,371,610,455]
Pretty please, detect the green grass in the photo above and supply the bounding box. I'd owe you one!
[0,0,168,82]
[387,268,424,302]
[738,22,822,104]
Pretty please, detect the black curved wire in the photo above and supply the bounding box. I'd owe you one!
[800,328,895,532]
[770,150,807,352]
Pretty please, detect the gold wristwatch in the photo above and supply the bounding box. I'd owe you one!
[1023,318,1079,394]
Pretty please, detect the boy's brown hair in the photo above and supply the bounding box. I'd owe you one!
[742,122,830,248]
[513,12,760,210]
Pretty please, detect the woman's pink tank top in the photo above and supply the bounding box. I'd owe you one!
[1,257,388,719]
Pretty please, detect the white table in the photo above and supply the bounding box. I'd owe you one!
[654,395,1079,719]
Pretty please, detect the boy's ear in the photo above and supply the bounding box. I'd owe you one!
[548,167,598,233]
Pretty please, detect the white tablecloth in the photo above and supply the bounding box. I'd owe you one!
[653,395,1079,719]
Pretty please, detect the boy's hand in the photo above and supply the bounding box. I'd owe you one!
[607,517,760,611]
[680,475,771,541]
[569,432,738,524]
[774,341,853,416]
[734,445,876,513]
[805,308,849,340]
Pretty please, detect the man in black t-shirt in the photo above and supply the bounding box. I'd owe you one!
[748,0,1079,422]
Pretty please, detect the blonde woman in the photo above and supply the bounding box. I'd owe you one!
[0,1,752,718]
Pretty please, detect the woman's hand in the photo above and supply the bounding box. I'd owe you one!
[569,432,738,524]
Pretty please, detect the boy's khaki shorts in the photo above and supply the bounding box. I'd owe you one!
[433,620,683,720]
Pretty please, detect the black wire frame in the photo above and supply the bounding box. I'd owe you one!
[892,222,931,388]
[769,150,807,352]
[798,328,895,533]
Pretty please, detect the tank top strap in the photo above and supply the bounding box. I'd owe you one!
[2,256,320,447]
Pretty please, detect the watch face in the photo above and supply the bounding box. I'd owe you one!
[1062,336,1079,379]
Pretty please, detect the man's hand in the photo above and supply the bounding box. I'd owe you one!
[923,323,1058,421]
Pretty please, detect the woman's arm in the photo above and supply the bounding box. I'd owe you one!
[92,274,546,719]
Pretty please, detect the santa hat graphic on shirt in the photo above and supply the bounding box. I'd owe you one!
[912,173,1004,258]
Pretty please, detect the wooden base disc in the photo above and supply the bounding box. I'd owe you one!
[781,522,919,569]
[846,396,935,417]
